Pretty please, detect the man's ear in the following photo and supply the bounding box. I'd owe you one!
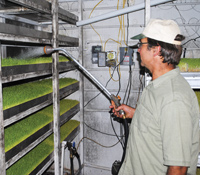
[153,45,161,57]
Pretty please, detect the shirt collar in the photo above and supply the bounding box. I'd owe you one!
[148,68,180,88]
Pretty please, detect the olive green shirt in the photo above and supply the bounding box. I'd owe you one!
[119,68,199,175]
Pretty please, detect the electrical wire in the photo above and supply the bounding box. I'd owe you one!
[182,36,200,46]
[157,2,200,46]
[89,0,104,48]
[83,56,126,142]
[126,65,132,105]
[84,51,127,108]
[88,0,130,83]
[84,121,124,137]
[116,65,121,96]
[126,0,129,46]
[174,5,200,39]
[191,4,200,13]
[84,65,117,108]
[110,113,125,149]
[76,137,122,151]
[82,53,132,150]
[81,0,131,156]
[187,18,200,37]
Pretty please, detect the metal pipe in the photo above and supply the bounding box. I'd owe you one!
[56,48,111,98]
[44,46,125,116]
[44,46,111,99]
[0,43,6,175]
[0,7,31,14]
[76,0,173,26]
[51,0,60,173]
[61,141,67,175]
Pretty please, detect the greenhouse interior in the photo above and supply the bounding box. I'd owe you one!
[0,0,200,175]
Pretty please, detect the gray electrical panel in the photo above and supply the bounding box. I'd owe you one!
[120,47,134,65]
[92,45,102,64]
[98,52,106,67]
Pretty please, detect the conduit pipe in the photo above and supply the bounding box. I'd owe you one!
[76,0,173,27]
[61,141,67,175]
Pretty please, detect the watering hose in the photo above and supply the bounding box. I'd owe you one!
[43,46,126,118]
[67,142,81,175]
[44,46,129,174]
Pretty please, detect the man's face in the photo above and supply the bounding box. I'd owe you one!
[137,37,153,69]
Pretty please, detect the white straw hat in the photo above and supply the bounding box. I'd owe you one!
[131,19,182,45]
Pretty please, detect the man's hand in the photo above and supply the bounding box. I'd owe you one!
[167,166,188,175]
[109,104,135,119]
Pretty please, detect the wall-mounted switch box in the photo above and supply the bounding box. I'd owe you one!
[92,45,102,64]
[120,47,134,66]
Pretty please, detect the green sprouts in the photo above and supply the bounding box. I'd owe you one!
[179,58,200,72]
[4,99,79,152]
[2,56,69,67]
[3,78,78,110]
[6,119,80,175]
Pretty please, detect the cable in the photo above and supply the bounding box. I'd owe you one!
[110,113,125,149]
[84,121,124,137]
[126,65,132,104]
[126,0,129,46]
[84,58,123,108]
[121,50,130,104]
[89,0,104,48]
[83,57,127,146]
[76,137,122,151]
[116,65,121,96]
[183,36,200,46]
[84,66,116,108]
[191,4,200,13]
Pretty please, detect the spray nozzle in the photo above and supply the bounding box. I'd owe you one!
[44,46,55,55]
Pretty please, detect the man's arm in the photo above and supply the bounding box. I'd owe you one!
[167,166,188,175]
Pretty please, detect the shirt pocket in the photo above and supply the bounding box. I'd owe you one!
[133,104,153,132]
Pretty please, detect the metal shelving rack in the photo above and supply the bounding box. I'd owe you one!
[181,72,200,89]
[0,0,78,46]
[146,71,200,89]
[0,0,80,174]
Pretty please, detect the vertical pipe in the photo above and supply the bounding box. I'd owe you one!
[78,0,84,172]
[61,141,67,175]
[145,0,150,25]
[52,0,60,174]
[0,44,6,175]
[144,0,151,88]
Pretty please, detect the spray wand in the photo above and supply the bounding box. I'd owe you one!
[44,46,129,174]
[43,46,126,118]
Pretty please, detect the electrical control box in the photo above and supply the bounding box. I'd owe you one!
[106,51,116,67]
[120,47,134,66]
[92,45,102,64]
[98,52,106,67]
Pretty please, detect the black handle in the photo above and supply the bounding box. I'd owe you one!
[110,94,126,118]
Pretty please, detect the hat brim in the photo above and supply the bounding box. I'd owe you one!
[131,34,146,40]
[129,44,138,49]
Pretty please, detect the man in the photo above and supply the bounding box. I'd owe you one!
[110,19,199,175]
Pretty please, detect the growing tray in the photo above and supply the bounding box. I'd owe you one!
[31,125,80,175]
[3,81,79,127]
[5,102,80,168]
[178,58,200,72]
[2,62,76,83]
[6,120,80,175]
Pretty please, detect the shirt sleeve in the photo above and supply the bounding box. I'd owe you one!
[160,100,192,167]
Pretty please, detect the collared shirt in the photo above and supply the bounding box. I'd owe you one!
[119,68,199,175]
